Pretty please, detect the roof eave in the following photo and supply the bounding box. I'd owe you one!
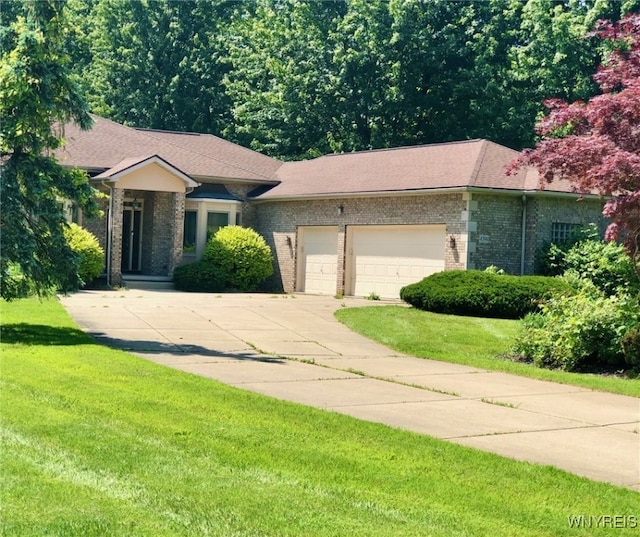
[251,185,607,203]
[192,174,280,186]
[467,186,605,199]
[250,186,470,203]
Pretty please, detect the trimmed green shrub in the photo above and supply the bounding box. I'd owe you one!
[400,270,569,319]
[513,283,640,371]
[203,226,273,292]
[63,223,104,286]
[173,260,226,292]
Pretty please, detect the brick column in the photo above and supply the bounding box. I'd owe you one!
[336,224,346,297]
[109,187,124,287]
[169,192,185,275]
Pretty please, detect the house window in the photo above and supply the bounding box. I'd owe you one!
[551,222,581,244]
[207,212,229,240]
[183,210,197,253]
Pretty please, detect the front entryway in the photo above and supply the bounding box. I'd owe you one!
[121,199,143,273]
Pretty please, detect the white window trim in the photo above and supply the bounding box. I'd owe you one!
[184,199,242,260]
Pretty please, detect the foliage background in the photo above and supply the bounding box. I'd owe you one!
[34,0,639,159]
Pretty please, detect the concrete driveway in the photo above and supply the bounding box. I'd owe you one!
[60,290,640,491]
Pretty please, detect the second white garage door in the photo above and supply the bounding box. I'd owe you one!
[347,225,446,299]
[298,226,339,295]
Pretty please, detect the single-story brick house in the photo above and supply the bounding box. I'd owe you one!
[57,115,607,298]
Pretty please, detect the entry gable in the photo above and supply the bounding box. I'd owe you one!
[94,155,199,193]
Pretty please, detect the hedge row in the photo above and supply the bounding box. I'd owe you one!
[400,270,570,319]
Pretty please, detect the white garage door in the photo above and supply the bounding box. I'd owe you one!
[298,226,339,295]
[348,225,446,299]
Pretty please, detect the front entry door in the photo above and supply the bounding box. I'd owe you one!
[121,200,143,272]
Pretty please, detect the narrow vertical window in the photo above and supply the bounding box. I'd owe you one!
[183,210,197,253]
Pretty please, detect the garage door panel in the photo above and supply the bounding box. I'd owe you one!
[300,227,338,295]
[349,225,445,299]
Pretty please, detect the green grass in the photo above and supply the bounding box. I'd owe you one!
[335,306,640,398]
[1,298,638,536]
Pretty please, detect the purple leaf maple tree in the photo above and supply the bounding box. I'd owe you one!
[508,13,640,266]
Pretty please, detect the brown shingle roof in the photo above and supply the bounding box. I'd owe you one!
[254,139,585,199]
[56,115,282,183]
[55,117,583,198]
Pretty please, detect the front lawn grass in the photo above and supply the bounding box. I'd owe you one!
[335,306,640,398]
[1,298,638,536]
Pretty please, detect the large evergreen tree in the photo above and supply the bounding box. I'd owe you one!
[0,0,97,300]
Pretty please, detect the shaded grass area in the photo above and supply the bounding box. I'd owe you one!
[1,298,638,536]
[335,306,640,398]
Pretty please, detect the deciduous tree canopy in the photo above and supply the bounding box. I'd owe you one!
[20,0,635,158]
[509,13,640,265]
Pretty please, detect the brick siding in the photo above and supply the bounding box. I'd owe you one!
[84,182,608,293]
[525,195,607,274]
[254,193,467,294]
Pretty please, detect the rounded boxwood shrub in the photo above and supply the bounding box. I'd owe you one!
[63,223,104,286]
[399,270,570,319]
[173,260,226,292]
[203,226,273,292]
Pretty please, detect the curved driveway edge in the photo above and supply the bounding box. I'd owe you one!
[60,290,640,491]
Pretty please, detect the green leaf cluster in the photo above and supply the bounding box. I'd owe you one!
[537,225,640,296]
[203,226,273,292]
[514,283,640,370]
[173,260,226,293]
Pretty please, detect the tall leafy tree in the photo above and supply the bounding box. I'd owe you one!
[223,0,345,159]
[509,13,640,269]
[222,0,615,157]
[1,0,97,299]
[326,0,395,152]
[384,0,524,148]
[85,0,233,134]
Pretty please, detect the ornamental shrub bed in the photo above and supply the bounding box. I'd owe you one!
[536,224,640,296]
[513,283,640,371]
[399,270,570,319]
